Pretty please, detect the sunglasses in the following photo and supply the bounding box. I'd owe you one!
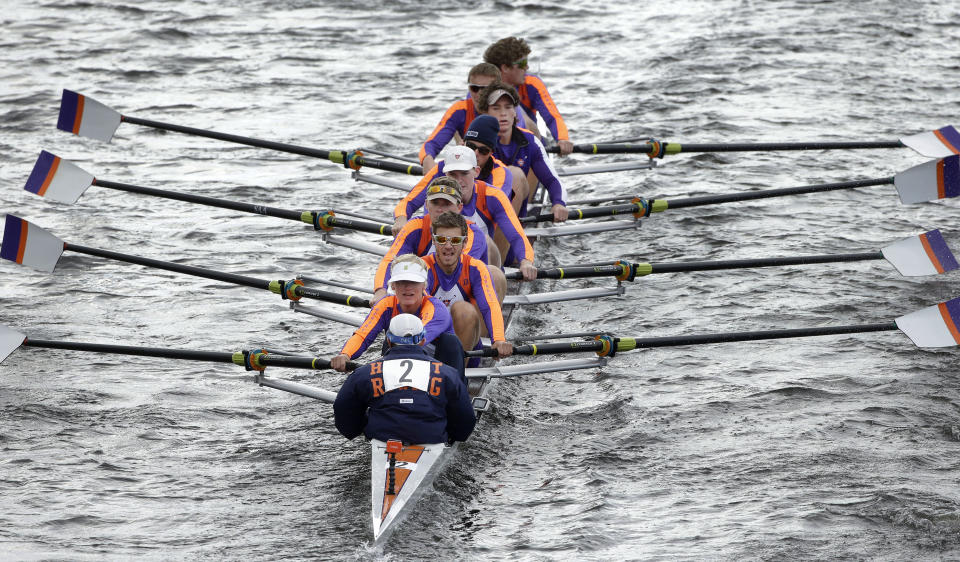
[427,184,460,198]
[432,234,466,246]
[512,59,528,70]
[468,83,486,93]
[465,141,491,155]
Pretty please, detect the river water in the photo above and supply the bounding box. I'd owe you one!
[1,1,959,560]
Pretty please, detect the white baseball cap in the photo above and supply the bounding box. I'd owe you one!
[442,145,478,172]
[390,260,428,283]
[387,314,426,346]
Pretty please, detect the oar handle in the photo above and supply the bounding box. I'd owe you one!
[354,154,423,176]
[518,201,647,224]
[312,211,393,236]
[505,263,629,281]
[545,142,656,155]
[465,340,604,357]
[293,284,371,308]
[258,354,358,371]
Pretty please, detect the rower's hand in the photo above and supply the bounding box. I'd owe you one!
[558,140,574,156]
[492,340,513,359]
[421,155,436,171]
[392,216,407,236]
[551,204,569,223]
[331,353,351,372]
[371,288,387,304]
[519,259,537,281]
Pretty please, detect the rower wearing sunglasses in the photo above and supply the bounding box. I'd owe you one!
[395,116,516,235]
[479,81,569,224]
[463,115,529,217]
[423,212,513,359]
[374,176,506,303]
[418,63,532,171]
[483,36,574,156]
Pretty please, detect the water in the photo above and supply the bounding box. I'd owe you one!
[2,1,959,559]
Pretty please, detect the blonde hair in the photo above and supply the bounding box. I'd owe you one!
[392,254,428,270]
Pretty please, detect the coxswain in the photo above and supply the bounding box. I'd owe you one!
[395,115,521,233]
[424,211,513,359]
[376,177,506,301]
[332,255,464,377]
[442,145,538,281]
[483,36,574,156]
[333,314,476,445]
[478,81,569,223]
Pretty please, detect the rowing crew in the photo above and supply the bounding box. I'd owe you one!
[332,36,572,444]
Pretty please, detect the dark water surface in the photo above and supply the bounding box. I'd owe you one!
[2,1,959,560]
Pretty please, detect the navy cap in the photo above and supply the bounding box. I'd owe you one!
[465,114,500,148]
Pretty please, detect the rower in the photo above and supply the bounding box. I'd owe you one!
[395,116,519,234]
[483,36,574,156]
[333,314,476,445]
[478,81,569,223]
[418,62,533,171]
[442,145,538,281]
[332,255,464,377]
[424,211,513,359]
[376,177,503,302]
[464,114,529,217]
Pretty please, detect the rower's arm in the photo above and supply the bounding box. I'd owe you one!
[373,220,422,292]
[394,166,439,220]
[470,263,505,342]
[530,136,567,207]
[341,300,392,359]
[419,100,467,164]
[525,75,570,142]
[487,189,535,264]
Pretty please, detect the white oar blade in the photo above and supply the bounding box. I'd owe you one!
[881,229,959,276]
[900,126,960,158]
[23,151,95,204]
[0,215,65,273]
[893,155,960,204]
[56,89,121,142]
[0,325,26,364]
[896,297,960,348]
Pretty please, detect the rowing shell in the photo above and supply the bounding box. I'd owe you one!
[368,261,527,542]
[367,163,545,542]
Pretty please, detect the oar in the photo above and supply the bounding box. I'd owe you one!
[55,90,424,175]
[23,151,395,236]
[0,215,372,308]
[466,296,960,358]
[505,230,959,281]
[518,155,960,224]
[0,325,357,401]
[542,126,960,159]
